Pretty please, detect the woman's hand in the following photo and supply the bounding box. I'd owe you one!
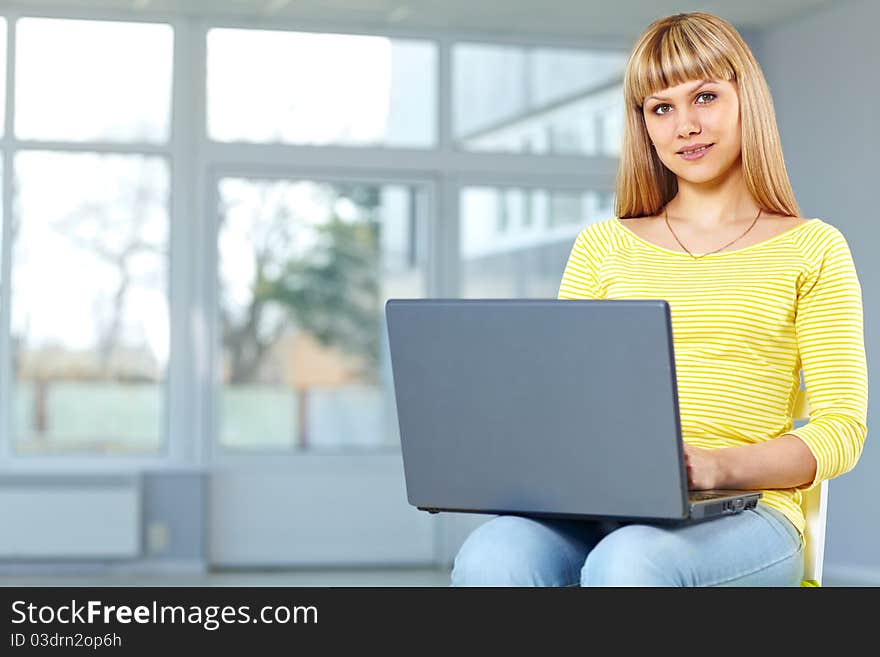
[682,443,725,490]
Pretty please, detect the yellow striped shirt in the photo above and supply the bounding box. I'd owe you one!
[558,216,868,542]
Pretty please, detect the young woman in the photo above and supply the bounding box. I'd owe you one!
[451,11,867,586]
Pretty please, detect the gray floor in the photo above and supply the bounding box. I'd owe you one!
[0,567,871,587]
[0,567,454,588]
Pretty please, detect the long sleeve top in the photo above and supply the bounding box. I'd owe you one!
[557,216,868,541]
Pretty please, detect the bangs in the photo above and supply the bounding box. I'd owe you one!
[625,20,736,108]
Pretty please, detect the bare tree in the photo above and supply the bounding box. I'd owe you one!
[219,182,382,385]
[50,159,166,380]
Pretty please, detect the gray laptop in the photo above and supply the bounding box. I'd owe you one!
[385,298,761,524]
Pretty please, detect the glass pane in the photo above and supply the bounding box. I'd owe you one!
[0,19,6,135]
[208,29,436,147]
[11,152,170,453]
[453,44,626,156]
[0,159,3,315]
[217,178,426,451]
[460,186,614,298]
[16,18,173,142]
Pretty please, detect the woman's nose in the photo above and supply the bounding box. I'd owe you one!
[677,110,701,137]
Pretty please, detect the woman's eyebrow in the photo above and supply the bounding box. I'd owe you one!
[647,79,717,102]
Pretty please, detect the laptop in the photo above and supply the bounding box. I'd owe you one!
[385,298,761,524]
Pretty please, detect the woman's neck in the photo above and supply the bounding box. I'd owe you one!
[666,165,759,228]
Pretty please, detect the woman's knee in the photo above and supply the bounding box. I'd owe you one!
[451,515,577,587]
[581,524,682,587]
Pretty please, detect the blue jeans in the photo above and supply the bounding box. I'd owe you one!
[451,504,804,586]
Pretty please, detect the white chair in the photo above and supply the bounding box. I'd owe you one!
[792,386,827,587]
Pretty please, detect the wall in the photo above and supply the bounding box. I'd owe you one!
[757,0,880,584]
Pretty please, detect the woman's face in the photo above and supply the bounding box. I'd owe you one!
[642,78,742,184]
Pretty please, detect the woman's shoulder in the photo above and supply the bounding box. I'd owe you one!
[577,217,633,251]
[611,214,663,241]
[787,216,844,245]
[780,216,862,288]
[768,213,811,226]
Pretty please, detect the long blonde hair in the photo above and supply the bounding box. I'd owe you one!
[615,12,800,219]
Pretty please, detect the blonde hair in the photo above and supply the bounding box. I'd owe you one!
[615,12,800,219]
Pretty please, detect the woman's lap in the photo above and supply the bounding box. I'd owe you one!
[451,504,804,587]
[450,514,614,587]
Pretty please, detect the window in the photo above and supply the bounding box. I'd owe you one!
[460,187,613,298]
[15,18,172,142]
[453,43,626,155]
[0,20,5,302]
[3,17,174,456]
[216,178,427,450]
[0,19,6,134]
[11,152,170,453]
[0,16,622,467]
[207,29,436,148]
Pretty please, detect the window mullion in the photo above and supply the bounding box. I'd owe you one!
[166,15,198,466]
[0,15,16,466]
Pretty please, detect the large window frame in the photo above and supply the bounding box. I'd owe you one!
[0,6,626,473]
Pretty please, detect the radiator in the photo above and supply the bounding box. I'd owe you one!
[0,476,141,559]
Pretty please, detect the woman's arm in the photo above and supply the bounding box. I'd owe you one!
[684,437,817,490]
[688,224,867,492]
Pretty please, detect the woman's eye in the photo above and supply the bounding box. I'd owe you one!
[652,92,716,115]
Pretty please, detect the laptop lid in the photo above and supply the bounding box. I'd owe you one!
[386,298,697,523]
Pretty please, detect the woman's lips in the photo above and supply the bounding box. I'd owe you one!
[678,143,714,160]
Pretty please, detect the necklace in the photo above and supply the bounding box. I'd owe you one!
[664,206,762,259]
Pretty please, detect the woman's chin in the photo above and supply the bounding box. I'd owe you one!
[669,164,736,186]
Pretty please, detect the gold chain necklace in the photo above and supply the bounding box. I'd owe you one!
[664,206,762,259]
